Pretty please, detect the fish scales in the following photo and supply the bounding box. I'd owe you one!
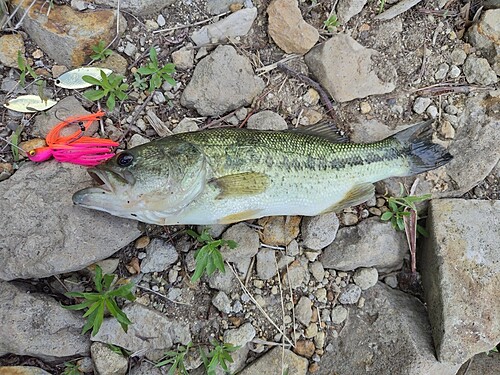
[175,129,403,177]
[72,122,452,225]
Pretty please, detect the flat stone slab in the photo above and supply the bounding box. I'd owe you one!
[321,217,407,273]
[318,283,460,374]
[12,0,125,67]
[0,282,90,361]
[0,162,141,280]
[421,199,500,364]
[305,34,397,102]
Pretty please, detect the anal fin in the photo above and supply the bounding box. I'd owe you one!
[210,172,269,199]
[322,183,375,213]
[219,209,262,224]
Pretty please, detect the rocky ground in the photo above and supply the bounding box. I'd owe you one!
[0,0,499,374]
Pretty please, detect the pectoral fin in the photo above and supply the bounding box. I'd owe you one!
[210,172,270,199]
[322,183,375,213]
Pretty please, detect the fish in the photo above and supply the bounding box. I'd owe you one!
[3,95,58,113]
[54,67,113,89]
[72,121,452,225]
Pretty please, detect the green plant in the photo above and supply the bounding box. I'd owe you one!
[201,339,239,375]
[132,71,149,91]
[323,13,340,32]
[378,0,386,13]
[17,51,39,87]
[136,46,176,93]
[83,71,129,111]
[381,189,431,236]
[187,229,237,282]
[156,342,193,375]
[90,40,113,61]
[62,361,82,375]
[10,125,23,162]
[63,265,135,336]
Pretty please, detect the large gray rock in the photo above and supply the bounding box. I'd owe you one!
[337,0,367,24]
[421,199,500,364]
[321,218,407,272]
[220,223,260,275]
[94,0,175,15]
[377,92,500,199]
[140,239,178,273]
[305,34,397,102]
[238,347,308,375]
[191,8,257,46]
[301,212,340,250]
[0,282,90,361]
[247,110,288,131]
[318,283,460,375]
[457,352,500,375]
[0,367,52,375]
[267,0,319,55]
[0,162,141,281]
[33,96,95,138]
[91,342,128,375]
[436,92,500,197]
[467,9,500,74]
[11,0,126,67]
[92,303,191,361]
[181,45,264,116]
[463,56,498,85]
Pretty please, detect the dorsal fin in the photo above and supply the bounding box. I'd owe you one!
[287,122,349,143]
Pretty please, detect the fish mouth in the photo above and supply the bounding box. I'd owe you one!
[72,167,133,208]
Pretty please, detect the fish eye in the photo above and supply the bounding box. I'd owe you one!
[117,152,134,167]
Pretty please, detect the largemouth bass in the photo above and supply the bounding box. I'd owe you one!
[72,121,452,225]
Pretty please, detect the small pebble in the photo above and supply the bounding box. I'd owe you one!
[360,101,371,114]
[448,65,461,79]
[305,323,318,338]
[449,48,466,66]
[369,207,381,216]
[445,105,458,115]
[434,63,449,80]
[439,121,455,139]
[338,284,362,305]
[294,340,315,358]
[124,42,137,57]
[353,267,378,290]
[341,212,358,226]
[253,279,264,289]
[330,305,348,324]
[413,97,432,114]
[426,105,438,119]
[157,14,166,27]
[384,275,398,288]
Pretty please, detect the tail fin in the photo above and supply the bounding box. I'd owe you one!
[391,120,453,175]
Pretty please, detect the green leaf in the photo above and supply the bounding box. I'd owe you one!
[82,300,102,318]
[149,46,158,64]
[84,89,105,101]
[380,211,393,221]
[106,94,116,111]
[416,224,429,237]
[137,66,156,75]
[82,75,103,86]
[91,302,105,336]
[396,217,405,231]
[61,300,94,311]
[94,265,103,292]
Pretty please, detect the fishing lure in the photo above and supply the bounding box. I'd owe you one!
[27,111,119,166]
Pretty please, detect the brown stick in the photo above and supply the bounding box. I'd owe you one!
[276,63,341,129]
